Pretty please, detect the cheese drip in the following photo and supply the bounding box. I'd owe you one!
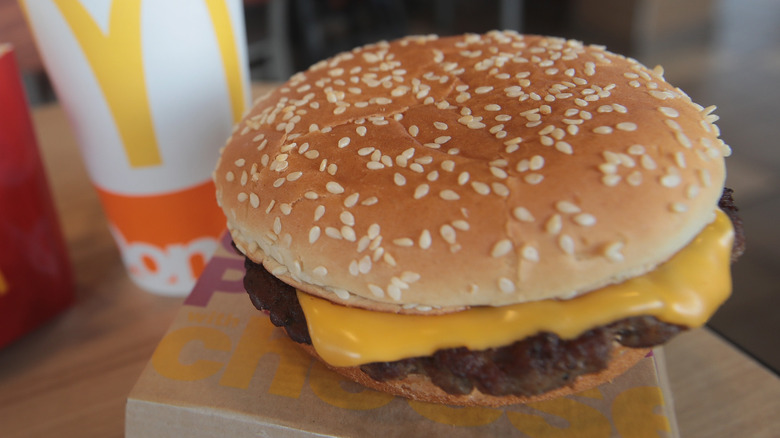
[298,210,734,367]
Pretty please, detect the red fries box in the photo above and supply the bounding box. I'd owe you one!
[126,233,680,437]
[0,45,75,348]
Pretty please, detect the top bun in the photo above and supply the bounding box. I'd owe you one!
[214,31,729,314]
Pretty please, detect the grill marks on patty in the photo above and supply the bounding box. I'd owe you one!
[240,189,744,397]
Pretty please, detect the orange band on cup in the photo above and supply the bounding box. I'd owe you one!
[95,180,225,246]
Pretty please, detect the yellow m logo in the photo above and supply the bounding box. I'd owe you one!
[50,0,246,168]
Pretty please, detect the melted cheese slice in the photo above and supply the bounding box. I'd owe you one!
[298,210,734,367]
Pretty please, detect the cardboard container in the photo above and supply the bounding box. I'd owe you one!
[0,44,75,348]
[127,233,680,437]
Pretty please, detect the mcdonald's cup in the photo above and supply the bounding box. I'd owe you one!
[22,0,251,295]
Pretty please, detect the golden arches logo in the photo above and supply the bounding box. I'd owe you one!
[50,0,246,168]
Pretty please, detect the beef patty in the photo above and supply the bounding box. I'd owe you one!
[241,189,744,397]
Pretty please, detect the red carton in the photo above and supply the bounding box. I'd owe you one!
[0,44,74,348]
[127,233,680,437]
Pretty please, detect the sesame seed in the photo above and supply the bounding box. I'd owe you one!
[393,237,414,247]
[434,121,448,130]
[280,203,292,215]
[326,227,342,240]
[639,155,656,170]
[451,220,469,231]
[393,173,406,186]
[440,225,456,244]
[435,136,452,144]
[361,196,378,206]
[440,190,460,201]
[419,230,432,249]
[505,143,521,153]
[605,241,624,262]
[498,278,516,293]
[555,141,574,154]
[414,184,430,199]
[248,193,260,208]
[358,146,376,157]
[368,284,384,298]
[490,166,508,179]
[309,226,321,243]
[627,171,643,186]
[237,192,248,202]
[521,244,539,262]
[616,122,638,131]
[675,132,692,148]
[559,234,575,254]
[271,266,288,276]
[593,126,613,134]
[599,163,617,174]
[524,173,544,185]
[408,125,419,137]
[314,205,325,221]
[574,213,596,226]
[671,202,688,213]
[339,211,355,227]
[686,184,700,199]
[529,155,545,170]
[661,174,682,188]
[225,171,235,182]
[513,207,534,222]
[546,214,562,235]
[326,181,345,194]
[387,284,402,301]
[273,217,282,235]
[471,181,491,195]
[659,107,679,118]
[556,201,581,214]
[357,236,371,253]
[675,151,687,169]
[649,90,672,100]
[492,182,510,197]
[602,174,621,186]
[491,239,513,258]
[234,158,246,167]
[490,124,504,134]
[265,199,276,214]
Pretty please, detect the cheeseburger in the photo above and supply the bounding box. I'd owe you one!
[214,31,744,406]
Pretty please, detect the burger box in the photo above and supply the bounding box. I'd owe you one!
[126,232,681,437]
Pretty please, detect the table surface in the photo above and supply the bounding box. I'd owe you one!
[1,85,778,438]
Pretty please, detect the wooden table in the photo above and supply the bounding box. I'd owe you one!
[1,87,778,438]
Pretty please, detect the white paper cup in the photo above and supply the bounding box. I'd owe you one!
[22,0,251,295]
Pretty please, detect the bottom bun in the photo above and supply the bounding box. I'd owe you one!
[298,344,650,407]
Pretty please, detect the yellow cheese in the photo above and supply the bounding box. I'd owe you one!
[298,210,734,367]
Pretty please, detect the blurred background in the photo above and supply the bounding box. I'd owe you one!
[2,0,778,374]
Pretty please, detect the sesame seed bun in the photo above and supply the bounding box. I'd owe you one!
[298,343,650,407]
[214,31,728,314]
